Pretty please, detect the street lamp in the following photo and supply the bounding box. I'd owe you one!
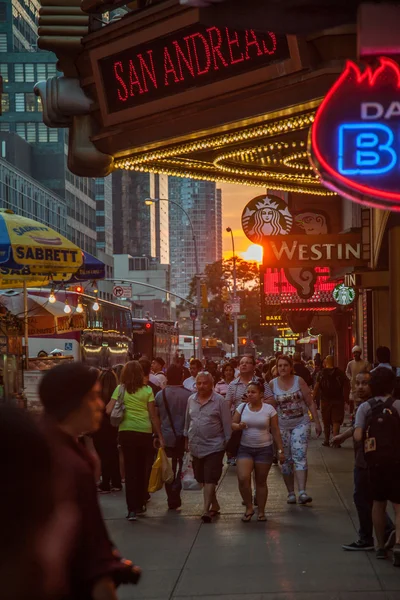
[226,227,238,357]
[145,197,203,359]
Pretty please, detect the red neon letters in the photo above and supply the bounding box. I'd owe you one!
[103,26,282,113]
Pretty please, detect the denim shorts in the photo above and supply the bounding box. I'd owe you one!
[237,444,274,464]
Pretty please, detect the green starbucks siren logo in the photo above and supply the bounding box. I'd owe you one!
[333,283,356,306]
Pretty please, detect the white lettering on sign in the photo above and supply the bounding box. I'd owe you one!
[269,241,361,262]
[361,101,400,120]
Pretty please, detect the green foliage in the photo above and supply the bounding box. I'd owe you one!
[188,258,262,342]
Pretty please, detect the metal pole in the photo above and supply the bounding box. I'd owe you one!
[23,281,29,368]
[227,228,239,357]
[192,318,196,358]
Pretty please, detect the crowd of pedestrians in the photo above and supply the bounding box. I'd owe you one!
[3,343,400,600]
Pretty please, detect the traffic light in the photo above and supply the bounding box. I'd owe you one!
[225,312,232,322]
[241,337,247,345]
[201,283,208,308]
[221,287,229,302]
[68,284,83,294]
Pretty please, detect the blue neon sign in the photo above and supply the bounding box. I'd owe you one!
[338,123,397,176]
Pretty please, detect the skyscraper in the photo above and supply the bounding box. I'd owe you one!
[113,171,169,263]
[0,0,98,256]
[168,178,223,298]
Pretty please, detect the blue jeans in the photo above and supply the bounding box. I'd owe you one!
[353,466,394,544]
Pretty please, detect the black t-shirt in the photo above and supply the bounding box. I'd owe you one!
[148,380,161,396]
[293,363,313,387]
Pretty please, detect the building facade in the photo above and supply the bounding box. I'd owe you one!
[168,177,223,298]
[0,0,98,256]
[112,171,169,263]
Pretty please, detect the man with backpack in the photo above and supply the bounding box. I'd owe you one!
[313,355,348,447]
[354,367,400,564]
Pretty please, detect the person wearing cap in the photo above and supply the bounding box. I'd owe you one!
[346,346,371,418]
[39,362,141,600]
[151,357,167,389]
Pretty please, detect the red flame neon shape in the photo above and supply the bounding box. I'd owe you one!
[311,58,400,210]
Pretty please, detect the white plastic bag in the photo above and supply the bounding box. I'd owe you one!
[181,453,202,490]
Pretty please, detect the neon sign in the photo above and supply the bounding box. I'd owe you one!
[310,58,400,210]
[99,25,289,114]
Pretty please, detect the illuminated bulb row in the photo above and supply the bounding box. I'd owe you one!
[282,151,313,171]
[122,162,335,195]
[114,113,316,169]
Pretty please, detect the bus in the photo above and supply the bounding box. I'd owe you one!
[28,290,133,368]
[132,318,179,366]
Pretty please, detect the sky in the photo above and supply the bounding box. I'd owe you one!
[220,183,266,263]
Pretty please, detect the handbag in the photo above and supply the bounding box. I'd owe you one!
[225,403,247,456]
[110,384,126,427]
[162,389,186,455]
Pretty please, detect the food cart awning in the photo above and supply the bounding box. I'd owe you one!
[0,292,86,335]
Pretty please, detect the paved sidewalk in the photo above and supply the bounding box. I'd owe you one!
[100,436,400,600]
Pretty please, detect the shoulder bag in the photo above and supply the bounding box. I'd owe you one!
[225,403,247,456]
[162,388,186,455]
[110,384,126,427]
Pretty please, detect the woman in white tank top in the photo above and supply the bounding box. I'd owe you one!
[232,380,285,522]
[269,355,322,505]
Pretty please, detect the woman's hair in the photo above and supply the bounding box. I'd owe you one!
[99,369,119,404]
[277,354,294,372]
[247,379,264,394]
[166,364,183,385]
[221,362,235,378]
[120,361,145,394]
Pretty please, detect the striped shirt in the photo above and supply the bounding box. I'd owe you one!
[226,376,274,409]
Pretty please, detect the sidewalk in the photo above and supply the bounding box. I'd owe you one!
[100,436,400,600]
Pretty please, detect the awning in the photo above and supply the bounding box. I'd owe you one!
[298,336,318,344]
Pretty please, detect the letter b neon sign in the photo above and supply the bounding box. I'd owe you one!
[338,123,397,176]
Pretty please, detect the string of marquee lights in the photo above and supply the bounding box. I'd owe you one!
[115,112,317,167]
[213,141,319,184]
[282,151,313,171]
[124,161,332,195]
[114,110,336,195]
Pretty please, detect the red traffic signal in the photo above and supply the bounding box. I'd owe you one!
[145,322,152,330]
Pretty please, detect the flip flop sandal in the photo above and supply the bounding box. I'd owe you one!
[201,513,212,523]
[257,515,267,522]
[209,510,220,517]
[241,511,255,522]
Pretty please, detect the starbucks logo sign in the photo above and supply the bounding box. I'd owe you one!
[333,283,356,306]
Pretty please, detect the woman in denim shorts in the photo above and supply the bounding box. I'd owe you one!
[232,380,285,522]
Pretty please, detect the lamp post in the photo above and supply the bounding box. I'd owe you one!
[226,227,238,357]
[145,197,202,359]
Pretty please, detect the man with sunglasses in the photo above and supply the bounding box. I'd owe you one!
[226,354,274,410]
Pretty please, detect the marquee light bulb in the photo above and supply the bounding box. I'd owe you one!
[64,300,71,314]
[49,291,56,303]
[76,301,84,314]
[93,301,100,311]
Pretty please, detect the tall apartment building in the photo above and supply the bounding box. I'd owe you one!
[113,171,169,263]
[0,0,98,256]
[168,178,223,298]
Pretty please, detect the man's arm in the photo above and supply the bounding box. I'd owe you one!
[220,397,233,443]
[353,402,368,442]
[346,362,352,381]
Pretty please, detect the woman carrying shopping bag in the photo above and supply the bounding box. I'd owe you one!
[108,361,164,522]
[154,364,191,509]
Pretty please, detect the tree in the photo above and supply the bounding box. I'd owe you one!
[188,258,265,346]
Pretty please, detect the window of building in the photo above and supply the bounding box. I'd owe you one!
[26,122,36,142]
[0,123,9,132]
[15,93,25,111]
[1,93,9,113]
[49,128,58,142]
[0,63,8,82]
[25,92,36,112]
[0,3,6,22]
[0,34,7,53]
[14,63,35,83]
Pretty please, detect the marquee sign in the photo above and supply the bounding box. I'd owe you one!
[98,25,289,114]
[310,58,400,210]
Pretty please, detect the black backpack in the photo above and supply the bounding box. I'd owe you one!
[319,368,343,400]
[364,397,400,466]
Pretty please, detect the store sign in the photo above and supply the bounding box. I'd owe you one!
[310,58,400,210]
[262,233,367,268]
[99,25,289,114]
[333,283,356,306]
